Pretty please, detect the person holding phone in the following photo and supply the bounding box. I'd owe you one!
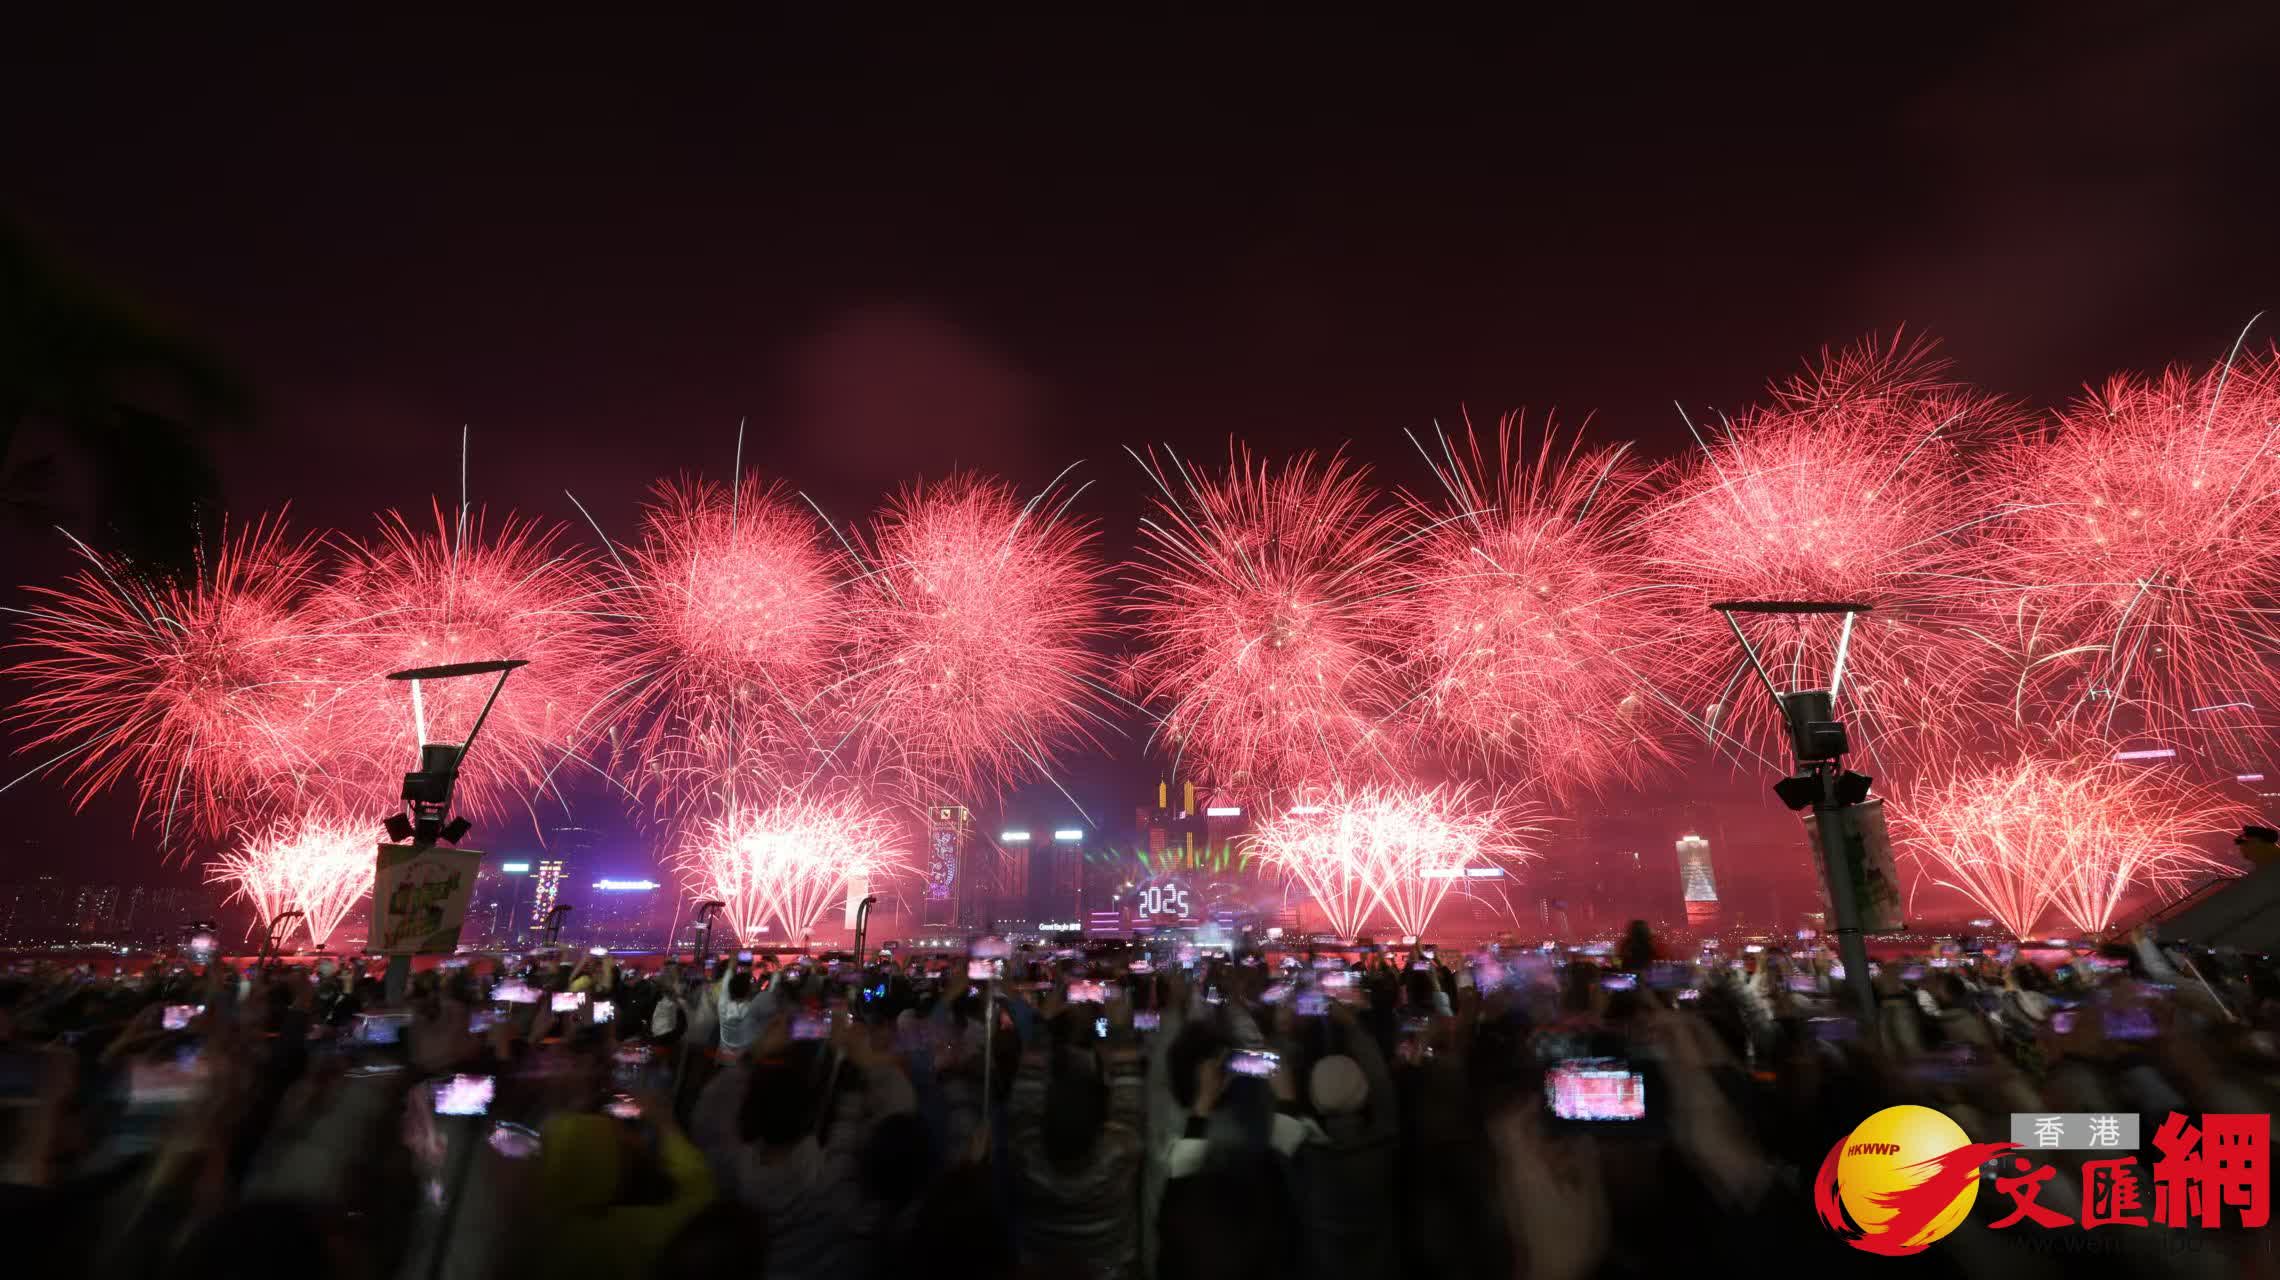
[1008,987,1146,1278]
[1289,1000,1399,1280]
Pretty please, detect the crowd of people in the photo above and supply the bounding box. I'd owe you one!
[0,922,2274,1280]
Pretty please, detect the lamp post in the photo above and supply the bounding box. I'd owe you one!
[852,894,879,958]
[1711,601,1881,1032]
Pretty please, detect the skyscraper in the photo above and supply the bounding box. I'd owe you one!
[532,859,566,936]
[926,806,969,928]
[1676,833,1720,930]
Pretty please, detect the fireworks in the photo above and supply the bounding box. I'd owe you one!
[6,514,335,843]
[673,792,907,942]
[841,472,1110,806]
[1644,339,2012,775]
[1894,751,2242,938]
[613,473,850,818]
[206,811,376,948]
[1127,446,1411,801]
[317,503,623,824]
[1978,350,2280,744]
[1396,417,1678,796]
[1245,782,1536,938]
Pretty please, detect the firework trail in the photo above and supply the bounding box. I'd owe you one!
[1245,782,1537,938]
[1127,445,1411,802]
[6,513,336,845]
[1893,748,2243,938]
[609,472,852,821]
[1396,415,1680,797]
[840,471,1111,810]
[673,792,907,942]
[1977,344,2280,748]
[316,503,624,825]
[1642,336,2015,778]
[206,811,376,948]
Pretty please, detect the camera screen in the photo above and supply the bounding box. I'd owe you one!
[1066,980,1110,1004]
[591,999,615,1024]
[1227,1049,1279,1078]
[163,1004,201,1031]
[791,1013,830,1041]
[551,992,586,1013]
[1547,1060,1646,1122]
[967,959,1001,981]
[1133,1010,1162,1031]
[432,1074,495,1117]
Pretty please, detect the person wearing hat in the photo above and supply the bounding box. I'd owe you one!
[1292,1006,1398,1280]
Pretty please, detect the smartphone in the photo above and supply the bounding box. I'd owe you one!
[551,992,586,1014]
[791,1012,830,1041]
[1067,980,1110,1004]
[2103,1007,2157,1041]
[2051,1010,2078,1035]
[356,1012,413,1045]
[1409,961,1432,972]
[737,950,754,964]
[1646,963,1684,991]
[1259,981,1292,1004]
[968,959,1001,982]
[591,999,616,1024]
[1400,1013,1431,1036]
[1321,969,1359,990]
[1421,947,1437,961]
[589,947,609,958]
[604,1093,641,1121]
[1901,965,1927,982]
[163,1004,202,1031]
[1093,1016,1109,1039]
[1601,972,1638,992]
[1133,1010,1162,1031]
[1743,944,1765,955]
[1808,1016,1857,1042]
[187,931,218,965]
[1545,1058,1647,1122]
[431,1074,496,1117]
[493,979,542,1004]
[1226,1049,1280,1078]
[469,1008,503,1034]
[1785,974,1820,994]
[1296,991,1328,1017]
[489,1121,541,1159]
[1676,988,1701,1003]
[1128,958,1153,974]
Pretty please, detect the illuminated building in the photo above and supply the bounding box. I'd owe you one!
[531,859,566,934]
[1677,833,1720,930]
[581,878,667,949]
[926,806,968,929]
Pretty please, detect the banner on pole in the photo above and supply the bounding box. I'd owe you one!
[1803,798,1905,932]
[373,843,482,954]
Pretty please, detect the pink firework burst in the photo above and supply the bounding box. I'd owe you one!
[841,471,1110,807]
[614,473,851,820]
[1894,748,2242,938]
[6,513,335,845]
[1978,347,2280,745]
[206,810,376,948]
[1244,782,1538,939]
[673,791,907,943]
[1643,337,2013,775]
[1396,415,1680,797]
[1128,446,1411,801]
[317,503,623,825]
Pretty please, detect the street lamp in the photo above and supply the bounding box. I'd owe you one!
[1712,600,1881,1030]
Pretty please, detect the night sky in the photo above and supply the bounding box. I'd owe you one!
[5,9,2279,889]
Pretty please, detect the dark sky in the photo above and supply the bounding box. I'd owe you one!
[5,8,2279,886]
